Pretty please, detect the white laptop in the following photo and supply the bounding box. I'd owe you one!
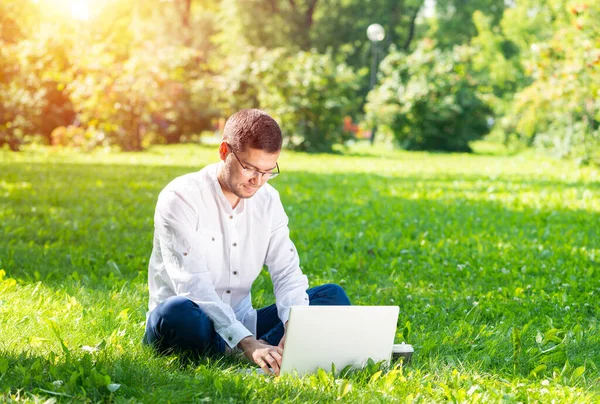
[279,305,399,376]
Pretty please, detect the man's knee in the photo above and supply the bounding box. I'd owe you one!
[157,296,199,321]
[309,283,351,305]
[146,296,214,351]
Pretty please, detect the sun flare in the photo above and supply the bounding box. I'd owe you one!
[35,0,93,21]
[70,0,91,21]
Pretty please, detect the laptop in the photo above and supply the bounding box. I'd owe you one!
[279,305,399,376]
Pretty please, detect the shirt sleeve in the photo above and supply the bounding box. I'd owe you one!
[264,194,310,326]
[154,190,252,348]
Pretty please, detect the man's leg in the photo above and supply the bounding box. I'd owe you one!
[144,296,226,355]
[257,283,351,346]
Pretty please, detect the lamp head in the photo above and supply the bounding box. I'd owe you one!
[367,24,385,42]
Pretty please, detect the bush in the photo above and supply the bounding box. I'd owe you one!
[0,34,75,151]
[365,40,492,152]
[216,48,361,152]
[0,1,218,152]
[67,43,215,151]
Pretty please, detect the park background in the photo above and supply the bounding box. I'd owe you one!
[1,0,599,402]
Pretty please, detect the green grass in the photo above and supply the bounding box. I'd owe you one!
[1,144,599,403]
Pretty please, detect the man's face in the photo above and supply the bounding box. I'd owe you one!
[219,143,280,199]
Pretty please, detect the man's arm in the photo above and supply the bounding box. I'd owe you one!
[264,194,310,327]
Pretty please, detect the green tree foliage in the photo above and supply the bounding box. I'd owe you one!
[511,3,600,164]
[470,1,600,164]
[500,0,568,50]
[217,0,425,104]
[469,10,529,142]
[311,0,424,59]
[218,0,425,53]
[471,11,527,98]
[421,0,505,49]
[216,0,312,51]
[217,48,360,152]
[365,40,492,152]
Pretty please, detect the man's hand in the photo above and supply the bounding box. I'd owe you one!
[238,336,283,376]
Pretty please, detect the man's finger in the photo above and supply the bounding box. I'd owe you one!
[264,353,280,375]
[257,359,272,375]
[269,350,283,366]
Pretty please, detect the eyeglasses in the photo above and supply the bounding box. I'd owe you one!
[227,143,280,180]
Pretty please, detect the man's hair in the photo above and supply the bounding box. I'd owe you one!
[223,109,282,154]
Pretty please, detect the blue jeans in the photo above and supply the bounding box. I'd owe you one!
[144,283,351,355]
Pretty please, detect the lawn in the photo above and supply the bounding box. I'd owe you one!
[1,144,599,402]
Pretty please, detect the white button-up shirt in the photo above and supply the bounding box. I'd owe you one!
[147,162,309,348]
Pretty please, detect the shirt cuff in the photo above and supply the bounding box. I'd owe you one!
[218,321,253,348]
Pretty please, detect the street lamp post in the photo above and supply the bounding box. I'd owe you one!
[367,23,385,146]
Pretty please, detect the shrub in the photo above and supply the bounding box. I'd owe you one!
[68,44,215,151]
[216,48,361,152]
[365,40,492,152]
[0,34,75,150]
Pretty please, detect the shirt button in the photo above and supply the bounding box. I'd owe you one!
[233,271,238,275]
[228,336,232,341]
[226,290,231,294]
[183,252,188,256]
[211,237,215,241]
[233,243,237,247]
[229,215,233,219]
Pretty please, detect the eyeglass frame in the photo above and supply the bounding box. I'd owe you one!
[226,143,280,180]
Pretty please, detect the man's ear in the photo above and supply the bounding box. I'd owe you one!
[219,142,228,161]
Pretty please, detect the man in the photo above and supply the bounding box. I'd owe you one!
[144,109,350,375]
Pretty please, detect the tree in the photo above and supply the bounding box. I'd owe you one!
[216,0,425,108]
[510,3,600,164]
[216,0,319,52]
[421,0,506,49]
[469,10,529,144]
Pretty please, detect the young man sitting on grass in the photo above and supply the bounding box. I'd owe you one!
[144,109,351,375]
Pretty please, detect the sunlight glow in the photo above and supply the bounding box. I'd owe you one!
[36,0,93,21]
[70,0,91,21]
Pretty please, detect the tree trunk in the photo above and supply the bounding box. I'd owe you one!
[268,0,279,12]
[179,0,192,46]
[305,0,318,29]
[403,6,421,51]
[180,0,191,28]
[388,2,401,46]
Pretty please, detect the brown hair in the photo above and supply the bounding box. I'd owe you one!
[223,109,282,153]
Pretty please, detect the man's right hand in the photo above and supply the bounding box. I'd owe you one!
[237,336,283,376]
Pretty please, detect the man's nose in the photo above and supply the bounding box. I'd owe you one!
[251,173,268,185]
[249,174,260,185]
